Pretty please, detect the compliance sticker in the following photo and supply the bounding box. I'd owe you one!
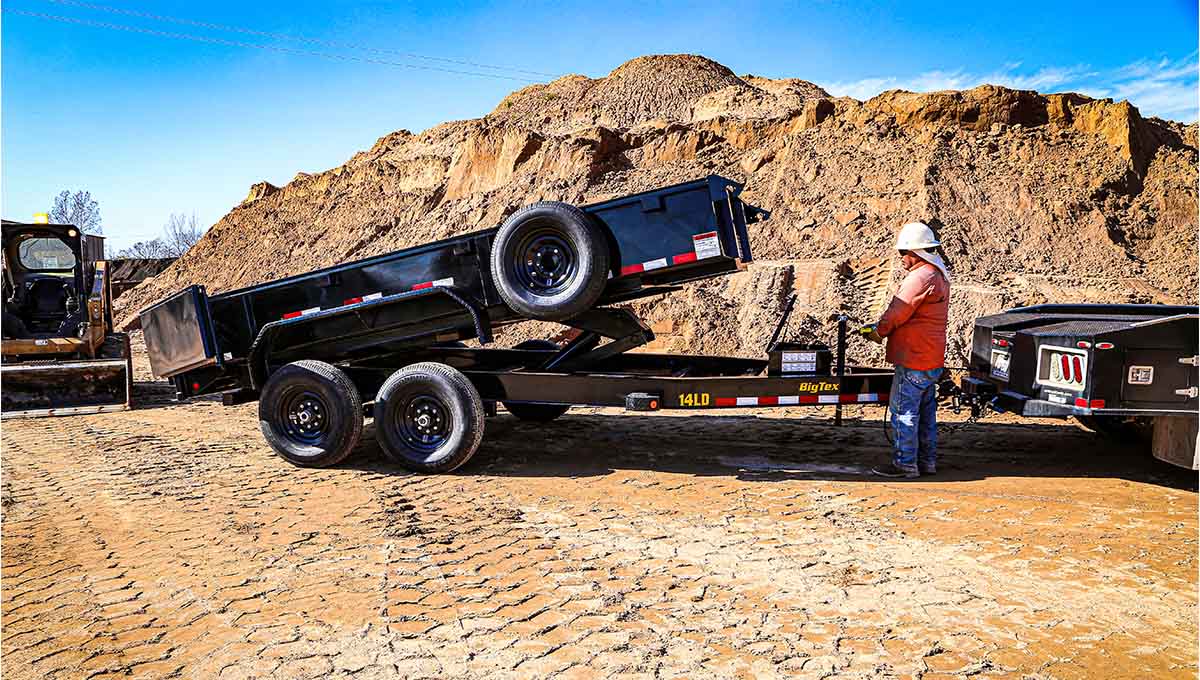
[692,231,722,259]
[990,350,1010,380]
[1128,366,1154,385]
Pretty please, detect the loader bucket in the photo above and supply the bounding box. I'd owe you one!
[1,358,133,418]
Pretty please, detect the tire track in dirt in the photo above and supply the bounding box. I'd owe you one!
[3,398,1196,679]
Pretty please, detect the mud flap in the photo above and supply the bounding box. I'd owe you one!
[1,358,133,418]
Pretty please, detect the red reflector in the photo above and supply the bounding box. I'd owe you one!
[1060,354,1070,379]
[192,382,200,391]
[1096,342,1115,350]
[411,282,433,290]
[992,338,1010,347]
[1074,397,1088,407]
[1076,341,1091,349]
[620,263,645,276]
[343,296,363,305]
[1072,356,1083,383]
[649,400,659,410]
[757,396,779,406]
[672,252,698,265]
[282,311,302,319]
[1090,399,1106,408]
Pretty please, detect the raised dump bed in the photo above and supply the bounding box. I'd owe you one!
[142,175,894,473]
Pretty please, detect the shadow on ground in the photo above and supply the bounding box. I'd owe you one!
[344,411,1198,491]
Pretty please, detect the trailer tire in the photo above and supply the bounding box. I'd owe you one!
[259,360,363,468]
[491,201,610,321]
[502,340,571,422]
[374,362,485,473]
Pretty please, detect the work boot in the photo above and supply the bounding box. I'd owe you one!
[872,463,919,479]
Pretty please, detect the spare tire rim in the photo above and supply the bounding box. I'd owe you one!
[398,395,452,452]
[280,389,330,445]
[515,228,578,295]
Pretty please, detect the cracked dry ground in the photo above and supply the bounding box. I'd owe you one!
[2,378,1196,679]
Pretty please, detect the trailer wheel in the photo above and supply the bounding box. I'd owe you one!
[503,340,571,422]
[373,362,485,473]
[491,201,610,321]
[259,360,363,468]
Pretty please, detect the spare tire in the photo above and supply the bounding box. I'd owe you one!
[490,201,610,321]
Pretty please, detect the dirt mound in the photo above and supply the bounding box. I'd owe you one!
[115,54,1198,367]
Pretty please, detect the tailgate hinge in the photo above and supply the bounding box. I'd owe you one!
[1179,356,1199,367]
[1175,387,1199,398]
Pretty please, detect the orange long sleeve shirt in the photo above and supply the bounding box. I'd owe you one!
[876,261,950,371]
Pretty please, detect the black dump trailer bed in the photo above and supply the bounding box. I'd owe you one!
[141,175,894,472]
[960,303,1199,469]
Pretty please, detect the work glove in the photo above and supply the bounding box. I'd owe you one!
[859,324,883,344]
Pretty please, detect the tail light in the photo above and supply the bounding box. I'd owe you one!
[1038,345,1088,391]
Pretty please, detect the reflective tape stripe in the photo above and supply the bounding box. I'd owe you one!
[282,307,320,320]
[621,243,722,277]
[412,278,455,291]
[699,393,887,408]
[343,291,383,306]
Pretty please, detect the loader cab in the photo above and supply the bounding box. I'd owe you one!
[1,221,100,338]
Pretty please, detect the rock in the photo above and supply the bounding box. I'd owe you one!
[834,210,863,226]
[242,181,278,204]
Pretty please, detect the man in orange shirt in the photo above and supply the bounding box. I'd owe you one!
[864,222,951,478]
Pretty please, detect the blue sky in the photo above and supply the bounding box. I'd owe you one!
[3,0,1197,251]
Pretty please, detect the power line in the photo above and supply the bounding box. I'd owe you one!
[40,0,561,78]
[4,8,541,83]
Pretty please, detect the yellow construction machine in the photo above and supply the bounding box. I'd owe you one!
[1,219,133,417]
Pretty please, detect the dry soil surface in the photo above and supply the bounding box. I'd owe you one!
[2,356,1197,679]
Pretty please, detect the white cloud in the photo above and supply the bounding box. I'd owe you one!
[823,54,1198,123]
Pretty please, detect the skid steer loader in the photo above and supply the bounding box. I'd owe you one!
[1,219,133,417]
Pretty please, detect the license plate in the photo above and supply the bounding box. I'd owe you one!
[990,350,1010,380]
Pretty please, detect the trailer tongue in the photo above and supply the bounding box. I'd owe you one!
[142,176,892,472]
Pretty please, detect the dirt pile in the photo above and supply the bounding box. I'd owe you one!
[115,54,1198,365]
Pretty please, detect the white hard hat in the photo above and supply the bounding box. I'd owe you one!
[895,222,941,251]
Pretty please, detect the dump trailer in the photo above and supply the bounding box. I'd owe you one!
[141,176,895,472]
[960,303,1199,469]
[2,220,133,417]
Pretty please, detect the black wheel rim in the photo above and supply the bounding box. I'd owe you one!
[513,226,577,294]
[395,394,452,453]
[279,388,330,446]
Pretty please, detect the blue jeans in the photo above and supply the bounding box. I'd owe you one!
[890,365,943,473]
